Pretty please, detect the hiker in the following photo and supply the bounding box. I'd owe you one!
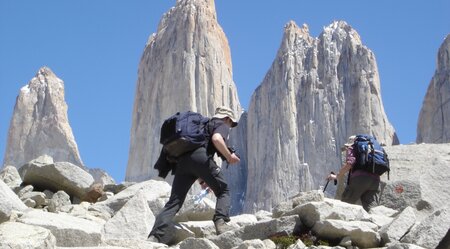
[326,135,381,211]
[147,106,240,244]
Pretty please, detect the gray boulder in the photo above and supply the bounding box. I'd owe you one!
[90,179,170,217]
[18,209,102,247]
[0,221,56,249]
[285,198,369,227]
[312,219,380,248]
[401,206,450,249]
[20,191,47,208]
[381,143,450,214]
[386,243,427,249]
[88,168,116,186]
[0,179,27,222]
[175,196,216,222]
[102,191,155,240]
[0,165,22,191]
[179,237,219,249]
[210,215,301,249]
[47,190,71,213]
[380,206,417,244]
[102,239,167,249]
[19,157,94,200]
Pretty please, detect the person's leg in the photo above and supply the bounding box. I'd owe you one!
[149,172,196,244]
[360,179,380,211]
[189,148,230,222]
[341,175,369,205]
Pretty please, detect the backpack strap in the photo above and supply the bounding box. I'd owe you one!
[369,141,375,173]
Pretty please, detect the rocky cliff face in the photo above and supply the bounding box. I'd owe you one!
[245,21,398,212]
[417,34,450,143]
[223,113,248,215]
[3,67,83,168]
[126,0,242,182]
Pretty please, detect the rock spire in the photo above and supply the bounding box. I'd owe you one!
[126,0,242,181]
[244,21,398,212]
[417,34,450,143]
[3,67,83,168]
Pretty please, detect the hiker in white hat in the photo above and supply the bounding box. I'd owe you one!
[212,106,238,127]
[148,106,240,244]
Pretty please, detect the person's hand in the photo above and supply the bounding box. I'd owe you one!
[227,153,240,164]
[198,179,209,190]
[326,173,337,181]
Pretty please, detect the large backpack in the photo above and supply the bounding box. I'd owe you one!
[352,134,390,177]
[159,111,210,158]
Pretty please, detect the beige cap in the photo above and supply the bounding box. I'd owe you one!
[344,135,356,147]
[213,106,238,127]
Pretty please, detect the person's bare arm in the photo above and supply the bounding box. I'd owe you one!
[327,163,352,180]
[211,133,240,164]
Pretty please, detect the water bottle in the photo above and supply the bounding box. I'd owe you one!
[193,187,210,205]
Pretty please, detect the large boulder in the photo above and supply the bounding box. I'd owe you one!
[209,215,301,249]
[284,198,370,227]
[17,209,102,247]
[0,165,22,191]
[381,143,450,214]
[0,222,56,249]
[90,180,171,217]
[401,206,450,249]
[179,237,219,249]
[312,219,380,248]
[174,196,216,222]
[379,206,417,245]
[0,179,27,222]
[102,191,155,240]
[19,156,94,200]
[88,168,116,186]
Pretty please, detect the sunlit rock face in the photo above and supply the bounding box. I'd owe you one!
[417,34,450,143]
[3,67,83,169]
[245,21,398,212]
[126,0,242,182]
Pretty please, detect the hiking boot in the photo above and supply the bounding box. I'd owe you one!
[147,235,159,243]
[214,218,234,235]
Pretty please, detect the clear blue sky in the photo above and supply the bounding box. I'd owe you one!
[1,1,449,182]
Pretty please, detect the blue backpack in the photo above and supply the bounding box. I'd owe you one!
[352,134,390,177]
[160,111,210,158]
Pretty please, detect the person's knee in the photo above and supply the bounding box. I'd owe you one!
[210,180,229,197]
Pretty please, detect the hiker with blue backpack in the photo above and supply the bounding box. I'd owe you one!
[326,134,390,211]
[147,106,240,244]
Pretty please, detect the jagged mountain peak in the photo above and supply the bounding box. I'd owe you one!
[245,20,397,212]
[417,33,450,143]
[282,21,313,43]
[321,20,362,46]
[25,66,63,93]
[158,0,218,35]
[3,67,83,168]
[126,0,241,182]
[437,34,450,71]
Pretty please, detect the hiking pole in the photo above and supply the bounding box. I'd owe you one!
[323,171,337,192]
[323,179,331,192]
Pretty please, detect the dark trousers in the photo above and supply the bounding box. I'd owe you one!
[149,147,230,244]
[341,174,380,211]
